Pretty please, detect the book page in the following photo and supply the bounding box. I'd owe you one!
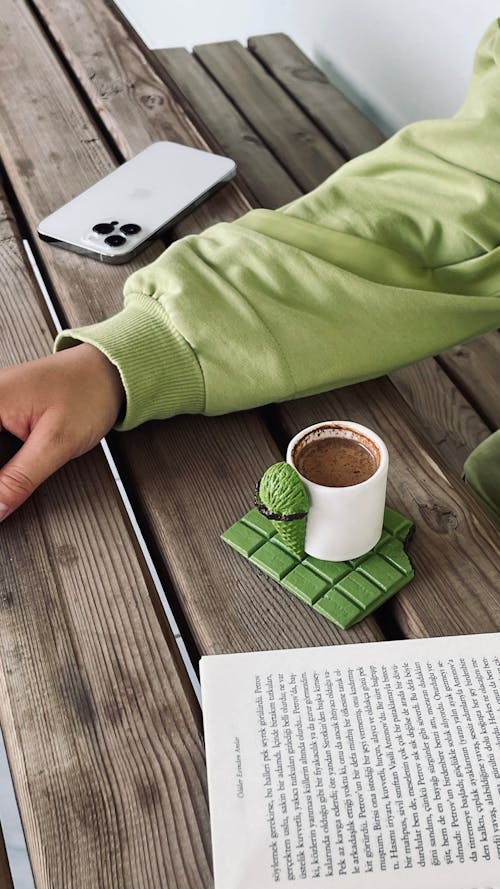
[201,633,500,889]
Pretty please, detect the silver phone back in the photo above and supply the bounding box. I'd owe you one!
[37,141,236,263]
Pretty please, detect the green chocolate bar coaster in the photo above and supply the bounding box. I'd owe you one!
[221,506,414,629]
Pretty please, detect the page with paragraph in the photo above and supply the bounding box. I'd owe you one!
[201,633,500,889]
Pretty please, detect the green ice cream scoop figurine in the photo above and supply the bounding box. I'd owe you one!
[255,462,309,556]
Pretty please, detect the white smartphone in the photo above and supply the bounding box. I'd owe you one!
[37,141,237,263]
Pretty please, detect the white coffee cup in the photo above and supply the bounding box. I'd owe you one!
[286,420,389,562]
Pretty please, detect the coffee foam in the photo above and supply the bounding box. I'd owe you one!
[291,423,381,471]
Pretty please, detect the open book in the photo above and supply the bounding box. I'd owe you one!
[201,633,500,889]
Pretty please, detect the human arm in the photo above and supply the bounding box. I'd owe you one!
[53,18,500,434]
[2,18,500,522]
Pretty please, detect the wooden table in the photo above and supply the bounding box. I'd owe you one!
[0,1,499,886]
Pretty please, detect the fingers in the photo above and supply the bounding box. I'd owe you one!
[0,414,71,521]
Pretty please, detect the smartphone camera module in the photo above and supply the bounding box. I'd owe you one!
[87,220,142,253]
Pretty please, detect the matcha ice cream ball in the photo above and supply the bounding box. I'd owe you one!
[256,461,309,556]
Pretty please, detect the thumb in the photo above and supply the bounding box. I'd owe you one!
[0,415,70,521]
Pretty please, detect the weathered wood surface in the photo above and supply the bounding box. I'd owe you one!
[0,0,158,329]
[0,824,13,889]
[193,39,345,191]
[0,193,211,887]
[1,1,499,885]
[247,32,385,157]
[154,46,300,208]
[3,0,385,652]
[31,0,248,227]
[439,333,500,430]
[390,359,491,478]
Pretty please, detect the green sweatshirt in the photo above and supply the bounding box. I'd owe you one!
[54,18,500,525]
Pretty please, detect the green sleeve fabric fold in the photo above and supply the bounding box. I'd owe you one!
[463,432,500,529]
[54,18,500,522]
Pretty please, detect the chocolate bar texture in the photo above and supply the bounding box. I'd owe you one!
[221,506,414,629]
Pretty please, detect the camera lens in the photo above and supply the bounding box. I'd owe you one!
[104,234,126,247]
[120,223,141,235]
[92,222,116,234]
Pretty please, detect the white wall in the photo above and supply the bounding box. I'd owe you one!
[116,0,499,135]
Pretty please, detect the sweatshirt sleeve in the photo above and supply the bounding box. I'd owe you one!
[463,432,500,529]
[54,18,500,434]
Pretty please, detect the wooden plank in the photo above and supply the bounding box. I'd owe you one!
[89,0,300,209]
[0,824,13,889]
[247,32,385,157]
[0,8,159,332]
[390,358,491,478]
[154,46,301,208]
[4,0,385,665]
[28,0,249,230]
[193,40,346,192]
[42,0,298,207]
[438,332,500,430]
[277,380,500,639]
[0,194,211,886]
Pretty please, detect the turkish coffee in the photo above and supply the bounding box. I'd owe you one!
[295,431,379,487]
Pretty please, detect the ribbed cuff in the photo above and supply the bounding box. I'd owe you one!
[53,293,205,431]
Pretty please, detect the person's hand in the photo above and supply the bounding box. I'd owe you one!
[0,343,125,521]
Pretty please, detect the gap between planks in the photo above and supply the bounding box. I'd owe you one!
[0,179,212,887]
[0,814,15,889]
[23,238,202,702]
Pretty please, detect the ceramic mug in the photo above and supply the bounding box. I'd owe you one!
[286,420,389,562]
